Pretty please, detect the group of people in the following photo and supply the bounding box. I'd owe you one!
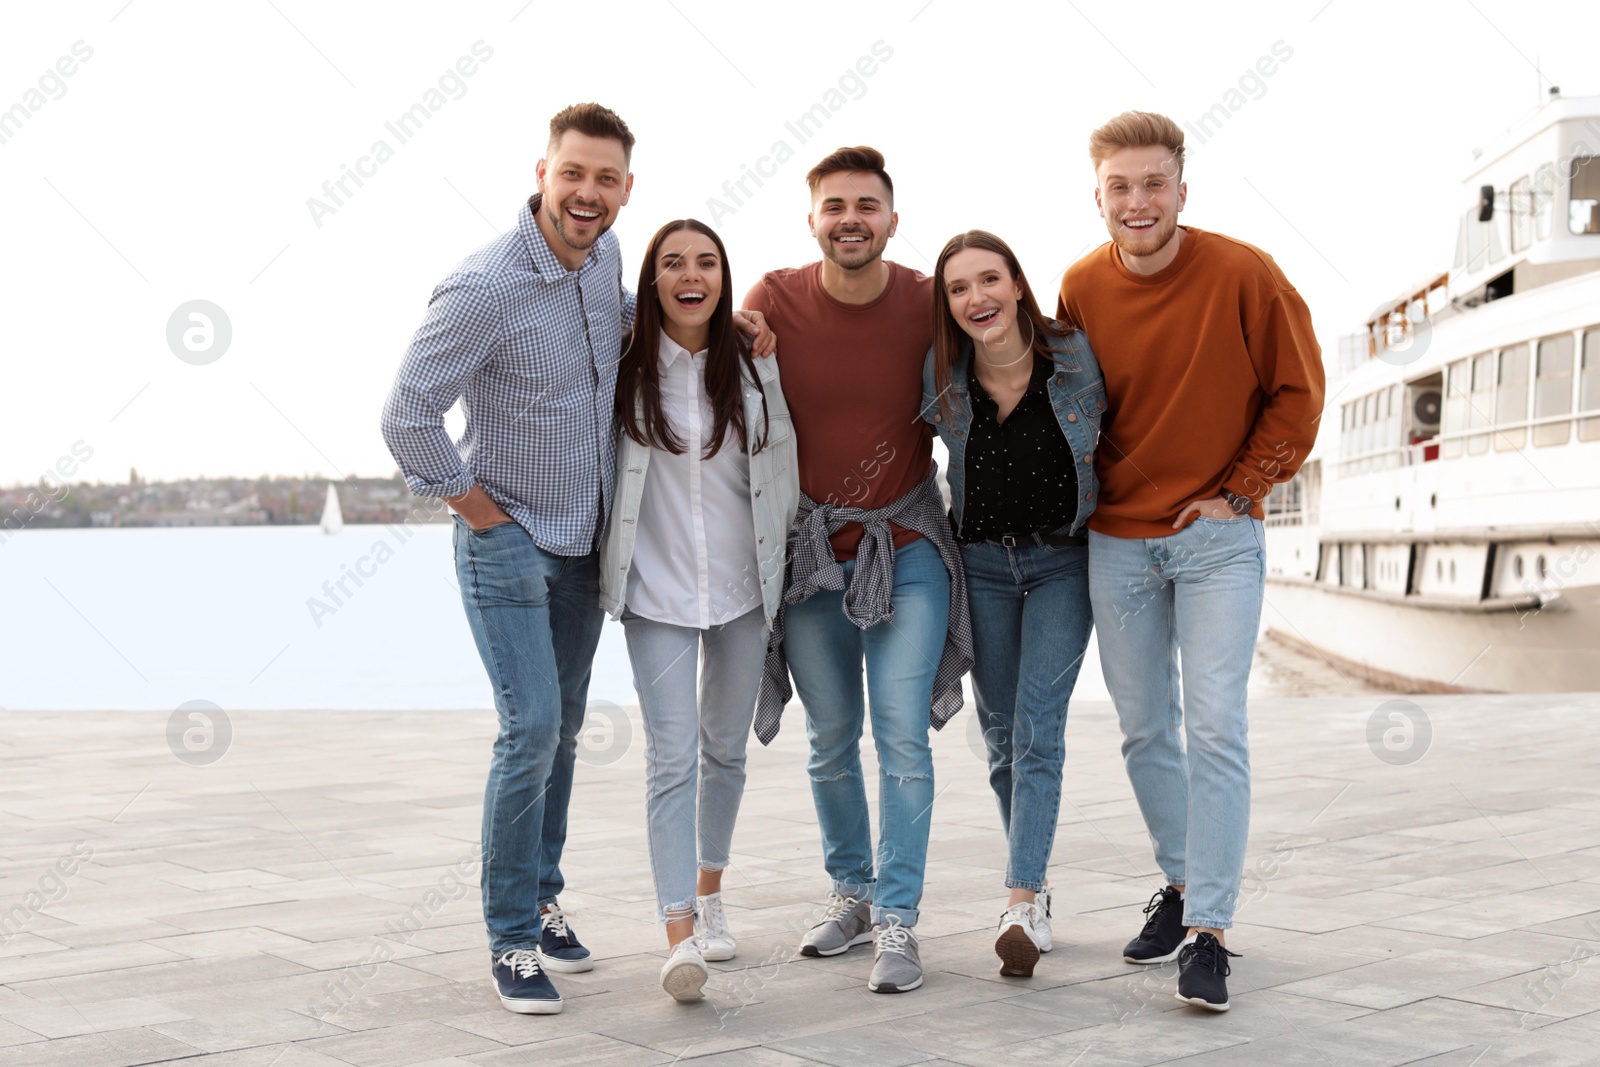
[380,102,1324,1017]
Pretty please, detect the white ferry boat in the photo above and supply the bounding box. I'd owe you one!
[1262,90,1600,693]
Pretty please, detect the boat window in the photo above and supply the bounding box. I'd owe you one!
[1534,333,1575,447]
[1442,359,1468,459]
[1571,156,1600,235]
[1510,176,1532,251]
[1468,352,1494,454]
[1362,393,1376,463]
[1581,329,1600,442]
[1534,163,1556,240]
[1494,344,1529,451]
[1463,208,1488,271]
[1382,388,1395,463]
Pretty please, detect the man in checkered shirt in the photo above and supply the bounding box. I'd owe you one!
[381,102,770,1016]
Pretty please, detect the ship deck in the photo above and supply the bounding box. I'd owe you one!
[3,691,1599,1066]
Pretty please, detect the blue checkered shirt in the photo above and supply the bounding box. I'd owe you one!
[381,195,636,556]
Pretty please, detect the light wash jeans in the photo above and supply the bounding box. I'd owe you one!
[1088,517,1265,930]
[781,536,949,927]
[963,539,1094,891]
[452,516,604,953]
[622,606,767,921]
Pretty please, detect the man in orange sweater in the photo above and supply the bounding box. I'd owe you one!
[1058,111,1324,1012]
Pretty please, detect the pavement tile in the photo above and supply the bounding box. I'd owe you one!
[300,1019,505,1066]
[1,694,1595,1065]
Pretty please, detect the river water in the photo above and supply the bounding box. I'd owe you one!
[0,526,1374,712]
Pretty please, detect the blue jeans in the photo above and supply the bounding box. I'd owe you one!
[453,516,604,953]
[781,536,949,927]
[1088,517,1265,930]
[622,607,767,922]
[963,539,1094,891]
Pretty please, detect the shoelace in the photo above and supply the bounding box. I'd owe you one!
[819,892,860,923]
[497,948,542,978]
[700,896,730,939]
[1138,889,1175,936]
[1186,936,1241,976]
[672,934,706,959]
[542,905,570,939]
[875,918,912,955]
[998,902,1039,929]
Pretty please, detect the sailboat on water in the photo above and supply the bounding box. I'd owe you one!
[319,483,344,535]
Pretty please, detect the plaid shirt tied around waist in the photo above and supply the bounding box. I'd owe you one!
[754,467,972,745]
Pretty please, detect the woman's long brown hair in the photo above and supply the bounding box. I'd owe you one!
[929,229,1071,418]
[616,219,768,457]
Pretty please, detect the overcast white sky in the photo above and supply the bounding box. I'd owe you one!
[2,0,1595,486]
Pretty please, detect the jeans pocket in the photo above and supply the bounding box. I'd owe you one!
[468,519,517,537]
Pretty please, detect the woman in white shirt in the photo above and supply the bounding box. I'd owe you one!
[599,219,800,1002]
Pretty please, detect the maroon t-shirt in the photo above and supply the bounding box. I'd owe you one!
[745,261,934,561]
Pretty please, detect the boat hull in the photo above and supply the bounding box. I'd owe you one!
[1263,574,1600,692]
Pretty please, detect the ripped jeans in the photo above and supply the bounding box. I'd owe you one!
[782,536,949,927]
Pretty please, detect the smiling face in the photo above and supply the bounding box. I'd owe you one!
[808,170,896,271]
[654,228,723,351]
[1095,144,1186,266]
[942,248,1024,351]
[535,130,634,269]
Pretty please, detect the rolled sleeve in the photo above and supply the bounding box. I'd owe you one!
[381,273,501,499]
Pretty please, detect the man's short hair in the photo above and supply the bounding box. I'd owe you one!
[547,102,635,162]
[1088,111,1185,179]
[805,145,894,200]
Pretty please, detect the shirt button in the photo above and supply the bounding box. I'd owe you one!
[1056,376,1065,385]
[755,489,762,497]
[1067,413,1078,422]
[1082,455,1091,463]
[933,414,942,423]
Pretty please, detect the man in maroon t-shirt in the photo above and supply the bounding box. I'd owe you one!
[745,146,964,994]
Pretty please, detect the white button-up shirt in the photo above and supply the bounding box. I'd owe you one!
[625,332,761,628]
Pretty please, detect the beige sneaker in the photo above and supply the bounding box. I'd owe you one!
[995,886,1053,977]
[660,936,709,1002]
[696,892,736,962]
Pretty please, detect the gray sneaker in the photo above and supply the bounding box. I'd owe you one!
[798,891,875,957]
[867,917,922,993]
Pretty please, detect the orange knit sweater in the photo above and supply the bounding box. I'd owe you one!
[1058,227,1324,538]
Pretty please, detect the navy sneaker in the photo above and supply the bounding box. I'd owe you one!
[1123,886,1187,964]
[492,949,562,1014]
[1175,932,1241,1011]
[537,902,594,973]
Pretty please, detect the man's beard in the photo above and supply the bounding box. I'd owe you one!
[819,227,889,271]
[1109,215,1178,260]
[545,196,611,254]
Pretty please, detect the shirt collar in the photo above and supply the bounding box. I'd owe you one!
[520,194,599,281]
[657,330,707,371]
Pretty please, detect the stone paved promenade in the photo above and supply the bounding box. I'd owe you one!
[3,690,1599,1066]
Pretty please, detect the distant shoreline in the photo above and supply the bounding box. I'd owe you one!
[1,473,448,532]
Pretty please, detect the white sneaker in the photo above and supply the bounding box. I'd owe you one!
[696,892,736,962]
[660,936,709,1002]
[995,886,1053,977]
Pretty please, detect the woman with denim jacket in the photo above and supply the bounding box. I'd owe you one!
[921,230,1106,979]
[599,219,800,1002]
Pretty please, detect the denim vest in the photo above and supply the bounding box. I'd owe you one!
[919,329,1106,539]
[600,354,800,624]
